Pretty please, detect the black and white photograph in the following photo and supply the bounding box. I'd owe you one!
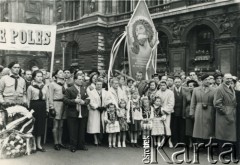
[0,0,240,164]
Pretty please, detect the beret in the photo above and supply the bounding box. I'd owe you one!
[201,74,209,81]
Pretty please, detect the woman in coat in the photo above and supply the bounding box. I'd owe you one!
[86,72,99,96]
[155,80,175,147]
[87,79,111,146]
[190,74,215,141]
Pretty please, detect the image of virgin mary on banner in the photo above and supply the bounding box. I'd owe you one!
[126,0,159,80]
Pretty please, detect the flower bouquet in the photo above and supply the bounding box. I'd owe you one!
[0,105,35,159]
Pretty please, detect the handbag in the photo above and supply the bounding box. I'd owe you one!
[49,108,56,118]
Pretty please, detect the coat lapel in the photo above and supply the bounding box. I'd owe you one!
[222,84,234,97]
[72,85,79,97]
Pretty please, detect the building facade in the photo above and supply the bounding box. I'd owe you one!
[0,0,240,77]
[56,0,240,77]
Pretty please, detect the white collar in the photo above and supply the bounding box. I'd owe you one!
[175,86,181,91]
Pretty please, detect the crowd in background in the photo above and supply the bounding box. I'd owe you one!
[0,62,240,159]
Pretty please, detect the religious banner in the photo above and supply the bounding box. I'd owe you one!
[126,0,159,80]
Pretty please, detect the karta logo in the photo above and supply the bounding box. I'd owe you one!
[142,136,239,164]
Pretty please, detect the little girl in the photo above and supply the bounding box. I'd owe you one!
[127,88,143,148]
[105,103,120,148]
[117,99,129,148]
[151,96,166,147]
[141,97,154,139]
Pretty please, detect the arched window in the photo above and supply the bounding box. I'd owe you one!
[157,31,169,73]
[187,25,214,72]
[65,41,79,68]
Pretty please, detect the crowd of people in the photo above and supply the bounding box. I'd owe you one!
[0,61,240,159]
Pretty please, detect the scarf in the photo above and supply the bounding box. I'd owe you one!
[10,75,19,90]
[32,84,44,100]
[57,82,66,94]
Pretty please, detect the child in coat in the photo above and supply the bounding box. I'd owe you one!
[105,103,120,148]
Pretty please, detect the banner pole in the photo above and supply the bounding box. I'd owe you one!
[50,50,55,77]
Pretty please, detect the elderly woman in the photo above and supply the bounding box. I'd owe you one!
[87,78,110,146]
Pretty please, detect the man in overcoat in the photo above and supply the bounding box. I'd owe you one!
[190,74,216,142]
[214,73,237,146]
[63,73,90,152]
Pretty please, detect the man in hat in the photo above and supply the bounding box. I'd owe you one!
[190,74,215,143]
[214,73,237,149]
[0,62,27,105]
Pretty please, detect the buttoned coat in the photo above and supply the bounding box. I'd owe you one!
[190,86,216,139]
[213,84,237,142]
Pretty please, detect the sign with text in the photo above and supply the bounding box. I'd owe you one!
[0,22,56,52]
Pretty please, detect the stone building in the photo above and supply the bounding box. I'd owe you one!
[56,0,240,77]
[0,0,56,70]
[0,0,240,76]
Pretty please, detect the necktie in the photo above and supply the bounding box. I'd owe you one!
[57,82,66,94]
[10,75,19,90]
[32,84,44,100]
[176,88,180,95]
[97,91,102,107]
[77,86,82,118]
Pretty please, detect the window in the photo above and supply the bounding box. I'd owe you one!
[105,1,112,14]
[187,25,214,71]
[118,0,131,13]
[196,30,212,55]
[157,31,169,73]
[65,0,80,21]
